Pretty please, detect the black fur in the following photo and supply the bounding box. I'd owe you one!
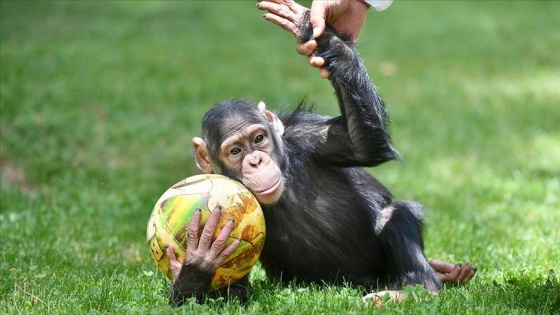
[170,12,441,306]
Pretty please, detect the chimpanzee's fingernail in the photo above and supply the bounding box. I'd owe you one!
[195,208,201,212]
[228,219,235,225]
[456,263,463,268]
[472,268,478,273]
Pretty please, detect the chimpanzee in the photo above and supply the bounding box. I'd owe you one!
[167,1,476,306]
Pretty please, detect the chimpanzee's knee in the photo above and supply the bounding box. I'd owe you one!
[375,201,424,243]
[375,201,441,291]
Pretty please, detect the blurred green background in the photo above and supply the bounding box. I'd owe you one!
[1,1,558,313]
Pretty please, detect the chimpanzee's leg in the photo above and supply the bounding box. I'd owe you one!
[374,201,442,292]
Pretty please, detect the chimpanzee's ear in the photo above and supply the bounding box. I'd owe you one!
[192,137,213,174]
[258,101,284,136]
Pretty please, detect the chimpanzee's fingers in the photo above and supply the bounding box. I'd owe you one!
[186,208,202,252]
[431,260,477,284]
[219,239,240,263]
[467,267,478,281]
[167,244,177,264]
[167,245,182,281]
[435,263,462,283]
[457,262,476,282]
[208,219,235,260]
[198,206,222,251]
[429,259,457,274]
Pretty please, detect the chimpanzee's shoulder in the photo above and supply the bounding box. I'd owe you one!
[276,101,327,127]
[273,102,329,148]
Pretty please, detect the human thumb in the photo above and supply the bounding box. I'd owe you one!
[309,3,326,38]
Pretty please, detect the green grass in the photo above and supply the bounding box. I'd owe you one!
[1,0,559,314]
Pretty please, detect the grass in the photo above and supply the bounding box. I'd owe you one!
[1,0,559,314]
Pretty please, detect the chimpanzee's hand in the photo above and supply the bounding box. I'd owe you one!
[429,259,477,285]
[167,206,240,281]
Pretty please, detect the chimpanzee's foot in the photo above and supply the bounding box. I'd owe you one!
[361,290,409,307]
[429,259,477,284]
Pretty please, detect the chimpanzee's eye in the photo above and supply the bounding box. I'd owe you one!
[255,134,265,144]
[229,147,242,156]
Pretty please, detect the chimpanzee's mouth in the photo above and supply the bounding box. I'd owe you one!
[255,178,281,196]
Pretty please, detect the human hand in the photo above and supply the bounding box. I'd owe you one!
[258,0,369,79]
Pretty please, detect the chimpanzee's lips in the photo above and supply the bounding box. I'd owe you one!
[254,178,281,196]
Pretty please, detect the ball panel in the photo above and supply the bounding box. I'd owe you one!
[162,195,203,245]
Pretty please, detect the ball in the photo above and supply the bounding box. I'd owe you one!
[146,174,266,289]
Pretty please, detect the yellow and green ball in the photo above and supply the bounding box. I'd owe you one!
[146,174,266,289]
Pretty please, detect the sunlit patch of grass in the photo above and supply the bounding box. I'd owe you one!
[1,1,559,314]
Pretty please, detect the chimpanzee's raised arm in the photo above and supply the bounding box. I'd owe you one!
[296,11,400,167]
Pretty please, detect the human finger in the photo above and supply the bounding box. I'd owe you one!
[319,67,330,79]
[309,1,326,38]
[296,40,317,56]
[308,56,324,68]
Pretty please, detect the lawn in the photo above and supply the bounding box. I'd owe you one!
[1,1,559,314]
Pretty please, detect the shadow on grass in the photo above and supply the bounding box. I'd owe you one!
[481,270,559,314]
